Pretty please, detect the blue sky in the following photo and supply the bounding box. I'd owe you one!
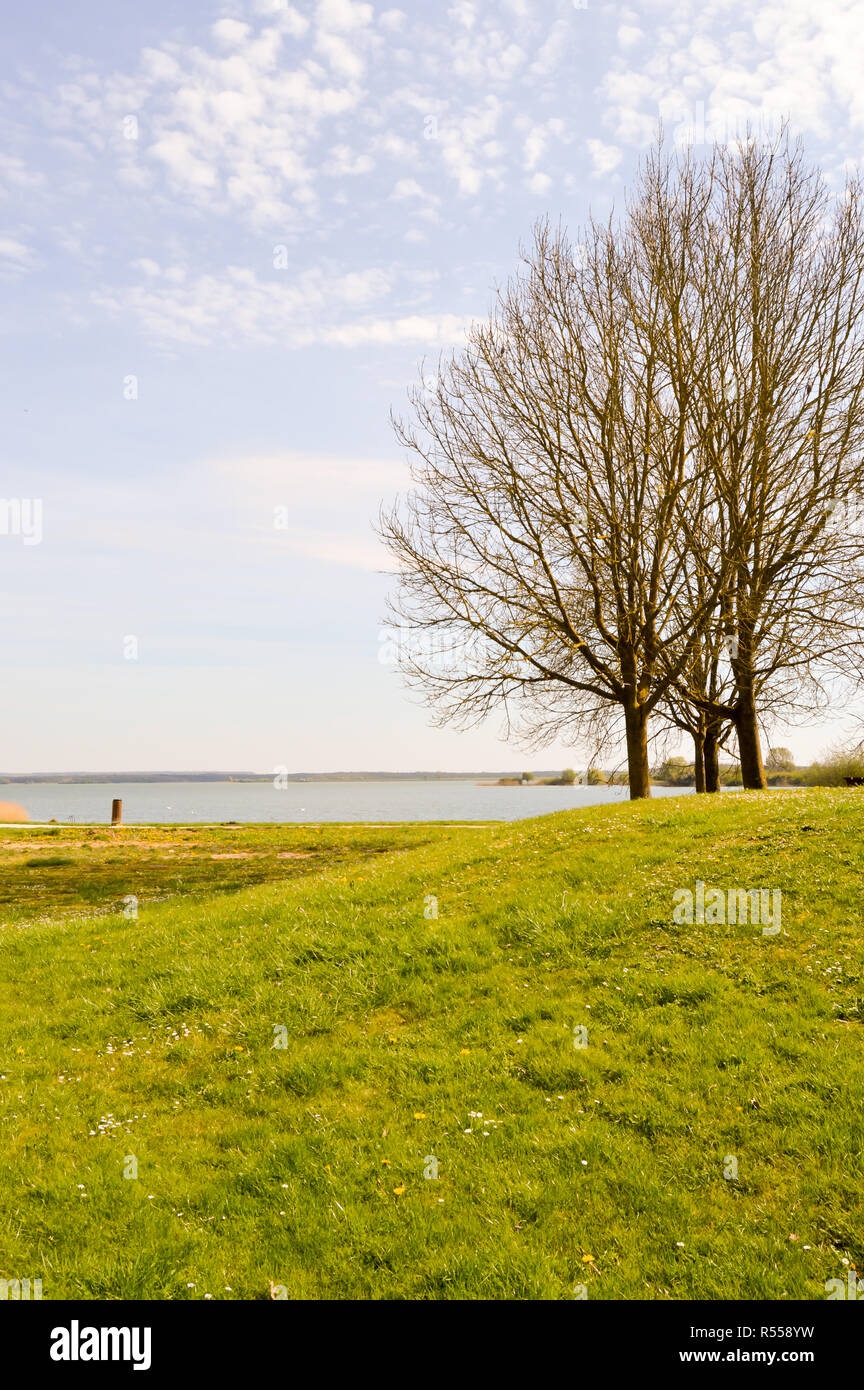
[2,0,863,772]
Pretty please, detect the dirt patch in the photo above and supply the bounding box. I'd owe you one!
[209,852,264,860]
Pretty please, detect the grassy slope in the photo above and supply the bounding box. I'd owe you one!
[0,788,862,1301]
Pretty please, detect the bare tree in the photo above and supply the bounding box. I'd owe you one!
[631,132,864,787]
[662,632,731,792]
[379,221,724,799]
[381,133,864,797]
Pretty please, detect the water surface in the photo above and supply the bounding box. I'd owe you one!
[5,780,697,824]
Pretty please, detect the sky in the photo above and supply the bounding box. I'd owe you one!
[2,0,864,773]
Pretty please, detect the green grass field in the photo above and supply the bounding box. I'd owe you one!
[1,788,862,1300]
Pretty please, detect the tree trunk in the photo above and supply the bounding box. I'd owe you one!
[733,685,766,790]
[693,730,706,793]
[624,701,651,799]
[703,722,721,794]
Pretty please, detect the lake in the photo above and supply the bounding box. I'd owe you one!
[5,780,697,825]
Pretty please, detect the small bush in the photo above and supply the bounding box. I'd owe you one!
[804,742,864,786]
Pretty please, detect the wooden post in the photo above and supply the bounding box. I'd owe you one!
[111,799,123,826]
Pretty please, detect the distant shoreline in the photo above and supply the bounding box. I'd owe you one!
[0,771,571,786]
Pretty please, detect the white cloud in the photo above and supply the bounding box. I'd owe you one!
[390,177,438,204]
[315,30,366,80]
[0,235,35,269]
[264,3,309,36]
[226,447,404,481]
[599,0,864,167]
[92,261,469,350]
[325,144,375,175]
[373,132,418,160]
[448,2,476,30]
[434,95,504,196]
[2,0,593,243]
[586,137,622,175]
[316,0,373,32]
[149,131,219,189]
[320,313,471,347]
[0,155,45,191]
[53,13,370,230]
[527,172,552,195]
[528,18,572,78]
[379,9,406,32]
[523,126,547,170]
[617,25,644,50]
[522,118,565,171]
[212,19,252,47]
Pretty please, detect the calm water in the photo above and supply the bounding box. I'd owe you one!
[5,780,696,825]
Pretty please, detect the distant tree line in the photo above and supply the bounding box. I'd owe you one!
[655,743,864,788]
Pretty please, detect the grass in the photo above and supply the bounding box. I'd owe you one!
[0,788,862,1301]
[0,822,448,922]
